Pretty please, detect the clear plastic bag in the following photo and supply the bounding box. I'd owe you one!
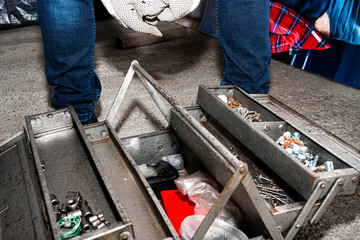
[175,171,242,227]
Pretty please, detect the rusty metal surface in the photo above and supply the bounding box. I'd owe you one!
[0,131,50,239]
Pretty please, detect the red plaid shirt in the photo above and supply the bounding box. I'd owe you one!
[269,2,331,54]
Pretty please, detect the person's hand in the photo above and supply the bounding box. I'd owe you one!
[101,0,200,37]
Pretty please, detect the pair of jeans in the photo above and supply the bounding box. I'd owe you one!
[217,0,271,94]
[37,0,101,123]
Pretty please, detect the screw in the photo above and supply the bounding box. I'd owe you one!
[259,174,272,182]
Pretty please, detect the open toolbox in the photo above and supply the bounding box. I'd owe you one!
[1,61,359,239]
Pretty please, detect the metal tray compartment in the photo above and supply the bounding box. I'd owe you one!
[25,108,133,239]
[196,85,359,200]
[82,121,178,240]
[121,107,327,238]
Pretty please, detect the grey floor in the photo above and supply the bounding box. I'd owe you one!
[1,19,360,239]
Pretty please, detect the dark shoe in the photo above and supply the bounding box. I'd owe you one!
[82,114,98,125]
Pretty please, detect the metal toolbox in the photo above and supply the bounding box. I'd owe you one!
[1,61,359,240]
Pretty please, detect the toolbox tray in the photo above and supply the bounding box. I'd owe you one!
[25,108,134,239]
[196,85,360,200]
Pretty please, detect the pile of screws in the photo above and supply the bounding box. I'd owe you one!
[51,191,111,238]
[217,95,261,122]
[234,147,293,207]
[276,131,334,172]
[256,174,293,206]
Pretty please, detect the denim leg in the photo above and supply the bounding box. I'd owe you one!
[37,0,101,122]
[217,0,271,94]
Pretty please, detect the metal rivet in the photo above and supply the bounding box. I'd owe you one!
[47,114,53,118]
[101,130,107,136]
[320,183,325,188]
[119,231,132,240]
[296,224,300,228]
[31,118,36,124]
[64,110,70,115]
[277,226,282,232]
[352,177,358,183]
[279,124,285,130]
[338,181,344,187]
[157,145,164,151]
[87,134,91,140]
[199,114,206,121]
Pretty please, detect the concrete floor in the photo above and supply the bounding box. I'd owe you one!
[1,19,360,239]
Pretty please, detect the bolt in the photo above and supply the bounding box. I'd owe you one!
[283,131,292,139]
[313,220,318,225]
[239,167,246,174]
[292,132,301,139]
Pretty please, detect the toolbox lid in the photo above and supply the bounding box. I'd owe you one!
[0,130,50,239]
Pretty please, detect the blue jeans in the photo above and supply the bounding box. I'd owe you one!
[37,0,101,123]
[217,0,271,94]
